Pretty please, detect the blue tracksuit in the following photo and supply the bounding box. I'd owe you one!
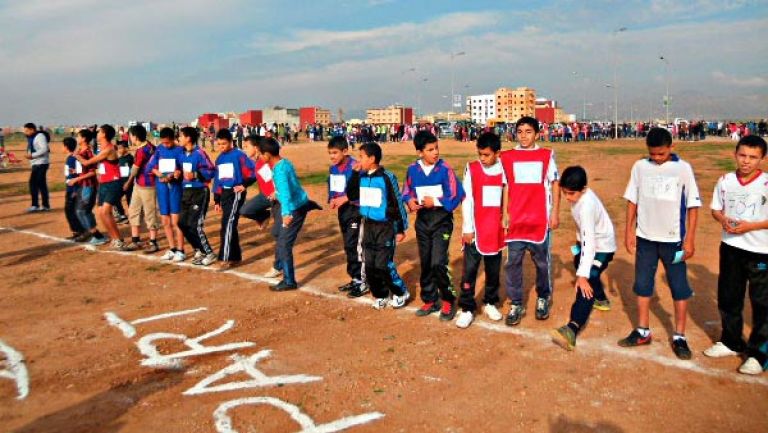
[147,144,184,215]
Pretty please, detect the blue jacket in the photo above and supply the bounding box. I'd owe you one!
[347,167,408,234]
[64,155,79,194]
[147,144,184,183]
[180,146,216,189]
[213,148,257,202]
[273,158,309,217]
[328,156,357,202]
[401,159,465,212]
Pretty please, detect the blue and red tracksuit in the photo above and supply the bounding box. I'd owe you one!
[179,146,217,255]
[213,148,256,262]
[329,157,362,282]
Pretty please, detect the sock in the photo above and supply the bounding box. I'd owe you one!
[567,322,580,335]
[132,236,140,243]
[673,333,686,341]
[637,327,651,338]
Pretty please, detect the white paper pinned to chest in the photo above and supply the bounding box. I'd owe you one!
[330,174,347,193]
[360,186,382,207]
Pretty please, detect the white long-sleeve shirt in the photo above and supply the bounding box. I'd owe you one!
[571,188,616,277]
[461,160,504,234]
[29,133,50,166]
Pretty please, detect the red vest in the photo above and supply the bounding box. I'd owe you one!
[468,161,505,254]
[97,143,121,183]
[255,159,275,197]
[500,147,552,243]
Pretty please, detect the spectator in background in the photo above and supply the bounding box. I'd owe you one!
[24,122,51,212]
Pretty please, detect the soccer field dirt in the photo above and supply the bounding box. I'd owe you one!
[0,137,766,433]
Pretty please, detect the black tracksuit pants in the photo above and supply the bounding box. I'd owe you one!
[64,189,84,234]
[362,219,407,299]
[415,208,455,303]
[218,189,246,262]
[459,242,501,312]
[179,187,213,255]
[338,203,362,282]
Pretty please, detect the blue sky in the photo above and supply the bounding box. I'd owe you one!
[1,0,766,125]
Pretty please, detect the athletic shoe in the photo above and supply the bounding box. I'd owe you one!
[617,329,652,347]
[535,296,552,320]
[551,326,576,351]
[110,239,128,251]
[172,251,186,262]
[116,215,129,224]
[440,302,456,321]
[161,250,175,260]
[672,338,692,360]
[389,290,410,309]
[65,233,81,241]
[505,304,525,326]
[371,298,388,310]
[263,267,283,278]
[593,299,611,311]
[124,241,142,251]
[26,206,40,213]
[738,357,764,375]
[270,280,298,291]
[88,236,108,246]
[484,304,503,321]
[74,232,92,242]
[415,301,441,317]
[347,283,370,298]
[39,207,51,212]
[456,311,474,329]
[144,242,160,253]
[338,281,357,292]
[193,250,204,261]
[200,253,218,266]
[703,342,740,358]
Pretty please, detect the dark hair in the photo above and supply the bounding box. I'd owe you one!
[257,137,281,156]
[117,140,129,148]
[646,127,672,148]
[245,134,263,146]
[327,135,348,151]
[180,126,199,144]
[100,124,116,142]
[159,127,175,140]
[515,116,540,133]
[23,122,36,130]
[77,128,93,143]
[63,137,77,152]
[560,165,588,191]
[216,128,232,142]
[359,141,382,164]
[477,132,501,152]
[736,135,767,158]
[129,124,147,141]
[413,130,438,151]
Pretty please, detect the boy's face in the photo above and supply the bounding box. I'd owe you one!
[129,133,139,145]
[160,137,174,148]
[734,145,764,177]
[97,129,107,144]
[358,150,376,171]
[259,152,274,163]
[216,139,232,152]
[117,146,127,156]
[243,141,258,159]
[419,142,439,165]
[562,187,585,204]
[76,135,87,147]
[328,147,348,166]
[179,133,192,147]
[647,144,673,165]
[24,127,35,137]
[477,147,499,167]
[516,124,538,148]
[62,144,71,155]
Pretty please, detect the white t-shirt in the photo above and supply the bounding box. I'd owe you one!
[623,155,702,243]
[711,171,768,254]
[461,160,505,234]
[571,189,617,277]
[514,144,559,218]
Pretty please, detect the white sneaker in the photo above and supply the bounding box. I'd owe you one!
[161,250,175,260]
[193,250,204,260]
[263,267,283,278]
[389,291,410,309]
[371,298,388,310]
[172,251,186,262]
[703,342,740,358]
[738,357,764,375]
[484,304,503,321]
[200,253,218,266]
[456,311,474,329]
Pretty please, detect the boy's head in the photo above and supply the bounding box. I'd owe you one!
[129,124,147,143]
[734,135,767,177]
[159,127,175,147]
[413,130,439,165]
[515,116,540,148]
[216,128,233,151]
[476,132,501,167]
[98,124,116,144]
[77,128,93,146]
[179,126,198,147]
[244,135,262,159]
[358,141,382,171]
[117,140,129,155]
[646,127,673,165]
[257,137,281,162]
[62,137,77,153]
[23,122,36,137]
[327,136,349,165]
[559,165,588,203]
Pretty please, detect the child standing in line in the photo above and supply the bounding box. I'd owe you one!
[402,130,465,321]
[124,124,160,253]
[456,132,505,328]
[619,127,701,360]
[114,141,134,224]
[147,127,185,261]
[551,166,616,350]
[62,137,85,240]
[69,129,104,243]
[705,135,768,375]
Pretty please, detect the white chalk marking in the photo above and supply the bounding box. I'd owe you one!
[213,396,384,433]
[183,350,322,396]
[0,339,29,400]
[137,320,255,369]
[104,308,209,338]
[4,225,768,387]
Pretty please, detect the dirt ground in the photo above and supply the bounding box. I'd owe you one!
[1,135,766,433]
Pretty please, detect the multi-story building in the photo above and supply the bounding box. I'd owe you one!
[262,107,300,126]
[465,94,497,125]
[299,107,332,129]
[495,87,536,123]
[365,105,414,125]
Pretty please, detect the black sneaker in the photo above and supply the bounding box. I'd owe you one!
[270,280,298,292]
[506,304,525,326]
[415,301,441,317]
[74,232,92,242]
[338,281,356,292]
[535,296,552,320]
[617,329,653,347]
[347,283,370,298]
[672,338,692,360]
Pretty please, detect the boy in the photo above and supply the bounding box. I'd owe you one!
[178,126,217,266]
[75,124,126,250]
[456,132,505,328]
[23,122,50,212]
[69,129,105,243]
[125,124,160,253]
[62,137,85,239]
[114,141,133,224]
[258,137,320,291]
[620,127,701,360]
[500,116,560,326]
[402,130,465,320]
[327,136,364,294]
[705,135,768,375]
[212,128,256,269]
[551,166,616,350]
[346,142,410,309]
[147,127,185,261]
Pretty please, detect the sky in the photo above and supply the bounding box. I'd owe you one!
[1,0,767,125]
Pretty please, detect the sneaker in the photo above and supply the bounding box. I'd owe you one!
[347,283,370,298]
[116,215,129,224]
[551,326,576,351]
[88,236,108,246]
[161,250,175,260]
[535,296,552,320]
[389,290,410,309]
[338,281,357,292]
[672,337,692,360]
[26,206,40,213]
[39,207,51,212]
[456,311,474,329]
[439,302,456,321]
[193,250,204,261]
[124,241,142,251]
[110,239,128,251]
[74,232,92,242]
[593,299,611,311]
[415,301,441,317]
[172,251,186,262]
[738,357,764,375]
[263,267,283,278]
[703,342,740,358]
[144,242,160,253]
[371,298,388,310]
[505,304,525,326]
[200,253,217,266]
[484,304,503,321]
[270,280,298,292]
[65,233,81,241]
[617,329,652,347]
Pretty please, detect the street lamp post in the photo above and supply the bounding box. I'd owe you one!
[572,71,588,122]
[659,55,670,125]
[612,27,627,139]
[450,51,466,113]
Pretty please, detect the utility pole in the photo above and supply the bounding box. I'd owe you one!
[660,55,670,125]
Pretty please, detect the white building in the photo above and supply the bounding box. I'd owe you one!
[466,94,497,125]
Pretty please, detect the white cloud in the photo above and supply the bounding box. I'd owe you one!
[712,71,768,87]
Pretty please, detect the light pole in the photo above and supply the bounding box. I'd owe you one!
[418,77,428,118]
[604,84,612,124]
[612,27,627,138]
[572,71,588,121]
[659,55,670,125]
[450,51,466,113]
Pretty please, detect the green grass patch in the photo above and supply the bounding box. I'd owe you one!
[0,181,67,197]
[713,158,736,172]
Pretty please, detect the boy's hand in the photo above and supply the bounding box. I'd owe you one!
[726,219,754,234]
[183,171,196,181]
[214,203,221,213]
[625,232,636,255]
[502,215,509,229]
[422,196,435,209]
[283,214,293,227]
[683,237,695,260]
[549,214,560,230]
[233,185,245,193]
[122,181,131,191]
[66,179,76,187]
[462,233,474,245]
[407,197,422,212]
[173,170,182,180]
[575,277,593,299]
[268,193,276,201]
[396,233,406,243]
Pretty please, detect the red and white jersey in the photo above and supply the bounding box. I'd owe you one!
[461,160,505,255]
